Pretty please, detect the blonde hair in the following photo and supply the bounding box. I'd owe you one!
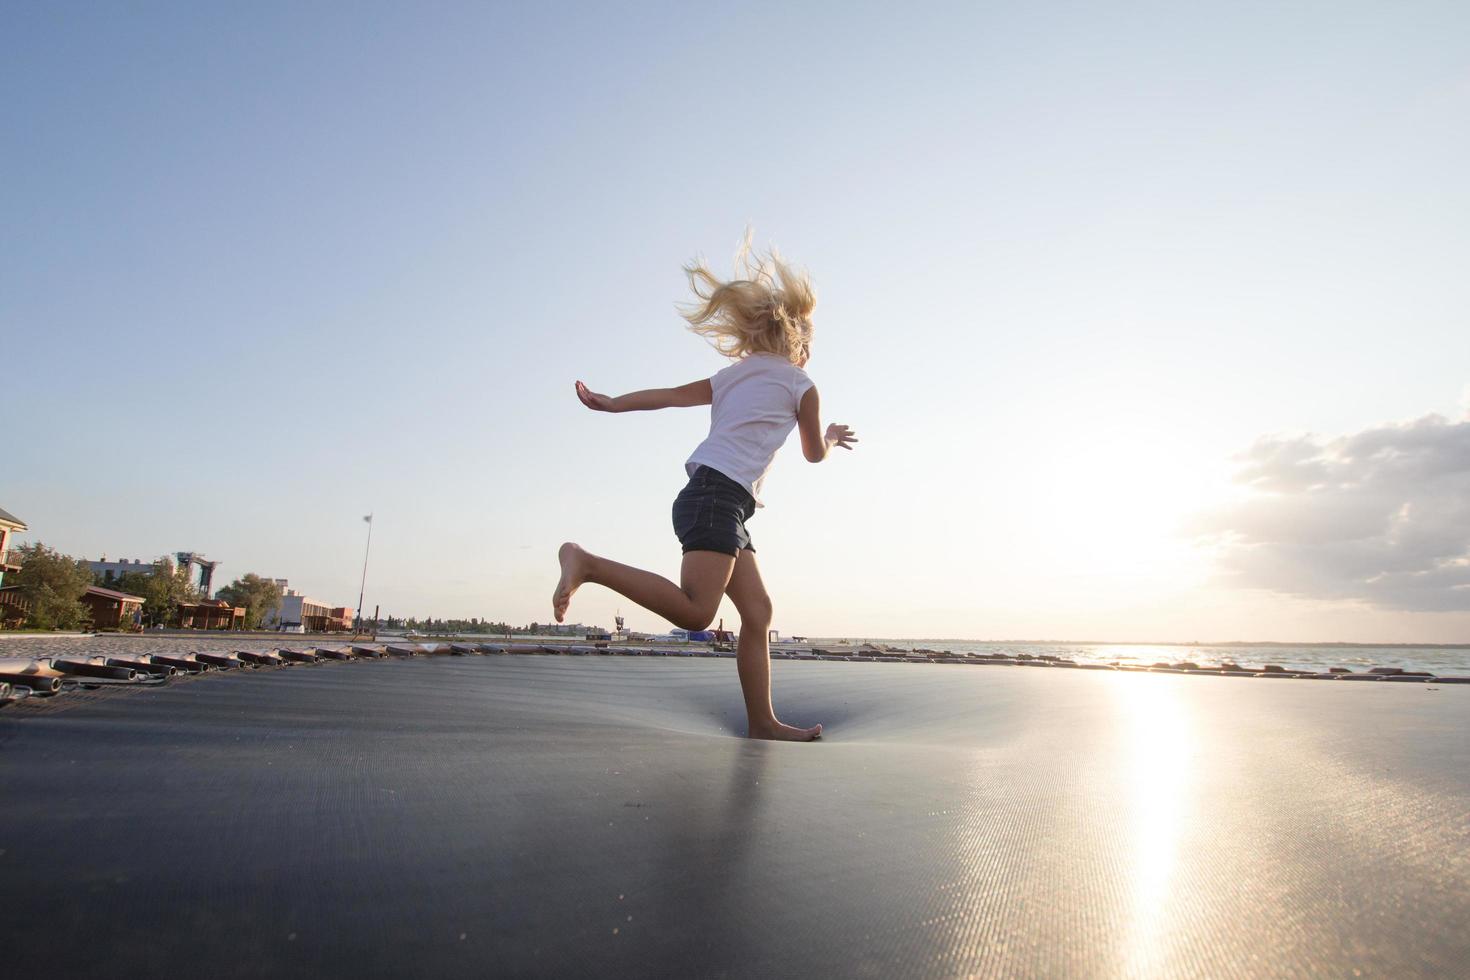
[679,233,815,363]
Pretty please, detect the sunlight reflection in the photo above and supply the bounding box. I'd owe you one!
[1104,644,1183,667]
[1115,675,1194,976]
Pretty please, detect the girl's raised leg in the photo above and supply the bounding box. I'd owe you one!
[554,542,734,631]
[724,548,822,741]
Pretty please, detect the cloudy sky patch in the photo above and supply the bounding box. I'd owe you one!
[1197,409,1470,613]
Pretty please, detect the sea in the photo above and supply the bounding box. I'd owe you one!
[811,639,1470,675]
[476,634,1470,675]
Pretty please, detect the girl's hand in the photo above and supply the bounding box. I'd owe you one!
[575,380,615,412]
[826,423,858,450]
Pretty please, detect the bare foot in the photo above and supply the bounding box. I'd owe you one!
[553,542,590,622]
[748,720,823,742]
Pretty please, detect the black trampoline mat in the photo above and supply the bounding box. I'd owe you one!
[2,655,1468,978]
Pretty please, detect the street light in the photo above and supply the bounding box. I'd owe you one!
[355,513,373,633]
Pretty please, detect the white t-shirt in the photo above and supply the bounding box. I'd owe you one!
[686,353,815,507]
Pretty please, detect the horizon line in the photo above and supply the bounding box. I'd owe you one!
[797,636,1470,649]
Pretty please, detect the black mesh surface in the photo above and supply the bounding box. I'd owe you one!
[2,656,1467,977]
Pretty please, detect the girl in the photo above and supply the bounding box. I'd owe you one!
[553,240,857,742]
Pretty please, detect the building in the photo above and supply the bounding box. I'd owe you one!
[0,584,146,630]
[175,599,245,630]
[0,585,27,626]
[0,505,26,588]
[174,552,219,595]
[80,586,146,630]
[262,591,348,632]
[87,557,155,584]
[86,553,220,594]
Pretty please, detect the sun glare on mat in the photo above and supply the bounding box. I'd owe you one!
[1116,676,1195,975]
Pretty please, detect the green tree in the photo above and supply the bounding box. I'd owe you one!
[107,557,199,627]
[12,543,93,630]
[216,573,284,629]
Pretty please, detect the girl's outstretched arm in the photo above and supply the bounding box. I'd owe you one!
[797,386,858,462]
[575,378,712,413]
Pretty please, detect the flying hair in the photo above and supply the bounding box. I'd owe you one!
[679,231,815,364]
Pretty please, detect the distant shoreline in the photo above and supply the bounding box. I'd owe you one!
[1,631,1464,650]
[851,639,1470,650]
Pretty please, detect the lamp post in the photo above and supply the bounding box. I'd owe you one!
[355,513,373,633]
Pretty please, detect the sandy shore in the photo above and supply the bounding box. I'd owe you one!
[1,654,1466,977]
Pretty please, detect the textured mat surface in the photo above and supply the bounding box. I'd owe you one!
[2,656,1467,978]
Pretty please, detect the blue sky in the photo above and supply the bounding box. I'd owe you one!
[5,2,1468,640]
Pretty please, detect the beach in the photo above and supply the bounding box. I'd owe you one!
[2,649,1467,977]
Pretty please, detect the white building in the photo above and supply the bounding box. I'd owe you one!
[261,590,347,632]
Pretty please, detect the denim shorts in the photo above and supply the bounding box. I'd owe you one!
[672,466,756,556]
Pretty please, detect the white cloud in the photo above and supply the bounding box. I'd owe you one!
[1194,412,1470,612]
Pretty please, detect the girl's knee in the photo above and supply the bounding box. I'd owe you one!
[740,595,773,629]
